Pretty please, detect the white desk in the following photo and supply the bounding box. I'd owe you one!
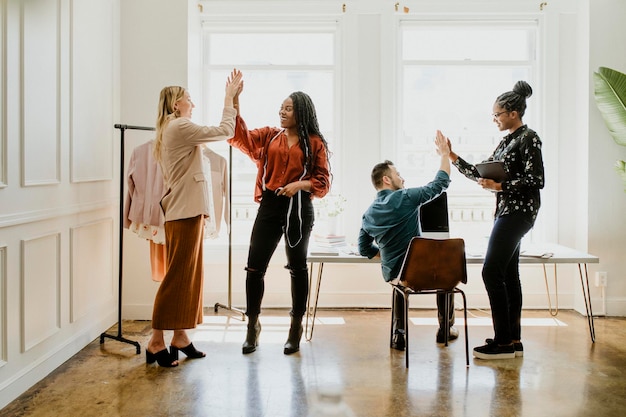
[305,243,599,342]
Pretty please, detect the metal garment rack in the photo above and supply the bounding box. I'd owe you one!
[214,145,246,320]
[102,124,244,354]
[100,124,154,354]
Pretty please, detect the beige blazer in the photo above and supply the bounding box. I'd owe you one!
[160,108,237,222]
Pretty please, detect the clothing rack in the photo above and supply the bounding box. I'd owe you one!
[103,123,244,354]
[214,145,246,320]
[100,124,154,354]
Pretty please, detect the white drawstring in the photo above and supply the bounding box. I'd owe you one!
[285,160,308,248]
[261,130,310,248]
[285,191,303,248]
[261,130,283,191]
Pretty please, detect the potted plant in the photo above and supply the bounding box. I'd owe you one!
[318,193,347,235]
[593,66,626,190]
[320,193,347,218]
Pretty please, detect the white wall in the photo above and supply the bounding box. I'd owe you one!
[117,0,190,318]
[120,0,625,319]
[0,0,120,409]
[586,0,626,315]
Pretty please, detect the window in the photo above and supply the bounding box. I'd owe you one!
[397,20,539,247]
[201,23,340,245]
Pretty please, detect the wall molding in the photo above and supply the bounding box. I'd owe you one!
[0,199,115,229]
[21,232,61,352]
[69,0,115,184]
[0,311,116,409]
[0,0,7,188]
[20,0,61,187]
[0,246,6,366]
[70,218,115,323]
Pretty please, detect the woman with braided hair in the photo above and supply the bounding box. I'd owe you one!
[229,89,331,355]
[442,80,545,360]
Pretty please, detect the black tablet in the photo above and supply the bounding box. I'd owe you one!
[475,161,508,182]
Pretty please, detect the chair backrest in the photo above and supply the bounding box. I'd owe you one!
[398,236,467,291]
[419,192,449,239]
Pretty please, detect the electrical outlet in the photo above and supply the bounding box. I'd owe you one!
[595,272,608,287]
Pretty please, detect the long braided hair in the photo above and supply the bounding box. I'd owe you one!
[289,91,331,173]
[153,86,186,162]
[495,81,533,120]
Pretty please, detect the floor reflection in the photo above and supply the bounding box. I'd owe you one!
[474,360,522,417]
[2,309,625,417]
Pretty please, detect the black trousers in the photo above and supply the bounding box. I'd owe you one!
[245,190,314,318]
[393,291,455,330]
[482,212,534,344]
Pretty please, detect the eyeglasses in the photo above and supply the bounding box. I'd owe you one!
[492,111,510,118]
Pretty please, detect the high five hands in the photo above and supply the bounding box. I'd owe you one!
[226,68,244,98]
[436,130,501,192]
[435,130,451,156]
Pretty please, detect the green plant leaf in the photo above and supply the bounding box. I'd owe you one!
[616,160,626,192]
[593,67,626,146]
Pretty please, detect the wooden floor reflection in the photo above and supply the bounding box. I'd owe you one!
[2,308,625,417]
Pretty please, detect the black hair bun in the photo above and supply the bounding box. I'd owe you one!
[513,81,533,99]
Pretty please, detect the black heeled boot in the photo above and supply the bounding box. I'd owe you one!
[242,315,261,354]
[283,315,303,355]
[391,291,406,351]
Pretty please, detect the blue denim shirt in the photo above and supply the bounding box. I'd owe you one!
[358,170,450,281]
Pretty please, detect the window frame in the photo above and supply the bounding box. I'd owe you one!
[392,16,549,246]
[193,4,555,249]
[198,17,344,246]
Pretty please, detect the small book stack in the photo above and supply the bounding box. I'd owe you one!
[309,234,347,256]
[314,234,346,248]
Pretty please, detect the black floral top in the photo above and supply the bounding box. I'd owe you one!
[453,125,545,222]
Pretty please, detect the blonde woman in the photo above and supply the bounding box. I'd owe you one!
[146,69,243,367]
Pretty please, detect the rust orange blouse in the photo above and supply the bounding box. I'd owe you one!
[228,115,331,203]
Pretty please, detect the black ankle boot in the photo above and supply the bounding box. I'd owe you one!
[283,316,303,355]
[242,315,261,354]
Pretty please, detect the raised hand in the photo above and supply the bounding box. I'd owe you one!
[225,68,243,98]
[435,130,450,156]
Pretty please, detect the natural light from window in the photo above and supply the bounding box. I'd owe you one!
[398,21,538,249]
[198,17,542,251]
[201,25,338,246]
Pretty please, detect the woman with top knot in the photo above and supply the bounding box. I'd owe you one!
[442,80,545,360]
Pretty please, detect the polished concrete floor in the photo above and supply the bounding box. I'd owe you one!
[1,308,625,417]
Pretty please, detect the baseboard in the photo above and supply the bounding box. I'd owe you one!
[0,314,116,410]
[122,291,614,320]
[122,304,154,320]
[606,297,626,316]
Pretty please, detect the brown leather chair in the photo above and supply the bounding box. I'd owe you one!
[391,236,469,368]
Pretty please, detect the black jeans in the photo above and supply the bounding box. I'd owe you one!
[482,212,534,344]
[245,190,314,318]
[393,291,455,330]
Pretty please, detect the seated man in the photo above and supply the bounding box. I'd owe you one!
[358,130,457,350]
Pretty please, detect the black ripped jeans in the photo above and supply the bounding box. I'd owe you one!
[245,190,314,318]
